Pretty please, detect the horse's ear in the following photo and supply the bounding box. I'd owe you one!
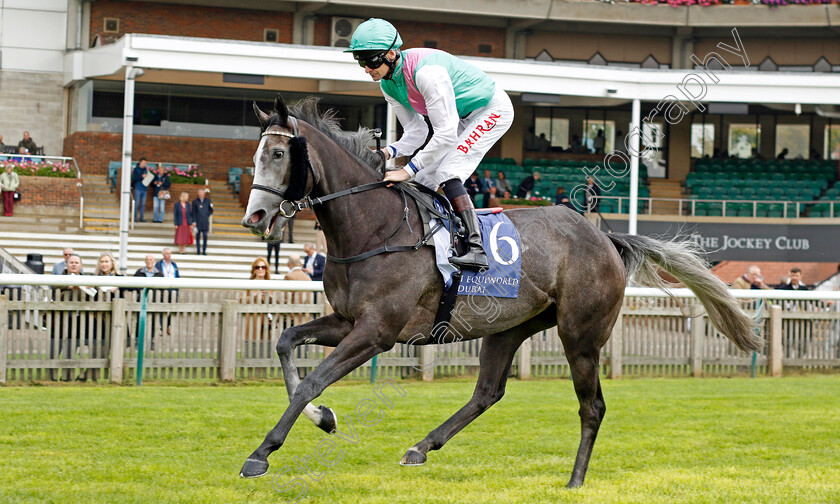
[253,102,270,131]
[273,94,289,128]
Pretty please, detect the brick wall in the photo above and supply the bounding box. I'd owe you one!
[314,18,505,58]
[63,132,257,182]
[15,176,80,208]
[90,0,293,46]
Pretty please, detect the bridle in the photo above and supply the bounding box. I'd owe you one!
[249,115,454,264]
[250,116,320,218]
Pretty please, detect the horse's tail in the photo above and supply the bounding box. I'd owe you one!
[607,233,763,353]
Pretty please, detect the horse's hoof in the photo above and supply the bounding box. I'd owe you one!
[399,448,427,466]
[240,458,270,478]
[317,405,337,434]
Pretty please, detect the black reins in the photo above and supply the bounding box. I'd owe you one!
[250,117,455,264]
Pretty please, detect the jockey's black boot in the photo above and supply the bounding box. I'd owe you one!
[449,195,488,270]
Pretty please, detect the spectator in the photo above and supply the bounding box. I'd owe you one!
[302,243,325,282]
[502,189,512,199]
[537,133,550,153]
[52,248,78,275]
[776,148,789,161]
[523,127,539,152]
[51,254,97,381]
[464,172,482,205]
[584,176,601,212]
[481,170,496,208]
[555,186,574,210]
[151,166,171,223]
[131,158,151,222]
[495,171,512,198]
[731,265,770,289]
[1,164,20,216]
[593,129,605,155]
[516,171,540,198]
[17,131,37,155]
[284,254,311,281]
[777,267,812,290]
[94,252,121,295]
[570,134,584,153]
[156,248,180,336]
[0,134,5,153]
[284,254,313,326]
[133,254,163,350]
[241,258,273,368]
[314,218,326,255]
[809,148,822,161]
[265,237,282,275]
[156,248,180,279]
[750,148,764,160]
[173,192,194,255]
[134,254,163,277]
[286,214,295,244]
[192,188,214,255]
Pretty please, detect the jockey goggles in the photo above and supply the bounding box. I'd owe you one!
[352,32,399,68]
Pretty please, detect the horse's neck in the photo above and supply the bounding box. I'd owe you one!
[307,131,413,259]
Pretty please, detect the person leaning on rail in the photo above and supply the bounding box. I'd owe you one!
[730,265,771,290]
[346,18,514,270]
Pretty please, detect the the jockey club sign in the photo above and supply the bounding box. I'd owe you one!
[602,220,839,261]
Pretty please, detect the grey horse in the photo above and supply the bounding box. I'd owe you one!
[240,96,761,488]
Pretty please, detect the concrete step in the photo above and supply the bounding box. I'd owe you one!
[1,230,309,279]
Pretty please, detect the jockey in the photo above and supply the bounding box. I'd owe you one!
[346,18,514,270]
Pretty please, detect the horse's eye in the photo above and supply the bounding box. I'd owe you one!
[273,151,284,160]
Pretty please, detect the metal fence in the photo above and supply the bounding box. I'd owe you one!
[1,275,839,383]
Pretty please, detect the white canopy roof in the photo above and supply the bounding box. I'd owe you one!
[65,34,840,106]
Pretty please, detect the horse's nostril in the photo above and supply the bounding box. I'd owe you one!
[249,210,265,224]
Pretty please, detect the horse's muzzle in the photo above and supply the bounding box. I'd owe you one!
[242,207,286,242]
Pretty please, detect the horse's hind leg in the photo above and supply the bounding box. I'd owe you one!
[400,315,553,466]
[276,313,353,434]
[564,346,606,488]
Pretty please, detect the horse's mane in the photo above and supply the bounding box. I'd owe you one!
[273,97,382,172]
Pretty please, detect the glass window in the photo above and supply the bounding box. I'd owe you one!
[728,123,761,159]
[583,119,614,154]
[775,124,809,159]
[690,123,714,158]
[642,122,666,178]
[533,115,568,151]
[824,125,840,160]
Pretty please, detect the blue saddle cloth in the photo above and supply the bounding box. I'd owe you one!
[456,211,522,298]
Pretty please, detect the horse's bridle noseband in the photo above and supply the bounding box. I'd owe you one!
[251,116,319,218]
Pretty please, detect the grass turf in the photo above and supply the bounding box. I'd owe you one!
[1,375,839,504]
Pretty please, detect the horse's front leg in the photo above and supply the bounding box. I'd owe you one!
[276,313,354,434]
[241,316,397,478]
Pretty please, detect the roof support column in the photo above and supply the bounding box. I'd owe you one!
[629,98,641,235]
[119,65,143,274]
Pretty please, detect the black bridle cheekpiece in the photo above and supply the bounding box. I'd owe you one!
[251,115,315,217]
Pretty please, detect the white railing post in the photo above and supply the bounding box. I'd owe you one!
[517,337,532,379]
[690,304,705,377]
[109,297,127,384]
[609,309,623,379]
[420,346,435,382]
[0,295,7,384]
[219,299,238,381]
[769,304,782,377]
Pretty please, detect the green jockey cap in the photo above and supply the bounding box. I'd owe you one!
[344,18,403,53]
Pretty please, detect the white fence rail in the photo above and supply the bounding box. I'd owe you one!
[1,275,838,383]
